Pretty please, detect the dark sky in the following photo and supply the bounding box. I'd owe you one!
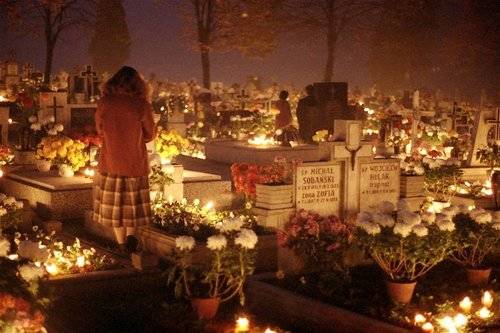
[1,0,368,88]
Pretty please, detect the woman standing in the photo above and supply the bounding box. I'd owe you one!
[274,90,292,130]
[92,66,156,250]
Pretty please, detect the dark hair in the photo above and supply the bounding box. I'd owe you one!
[305,85,314,96]
[279,90,289,100]
[103,66,149,100]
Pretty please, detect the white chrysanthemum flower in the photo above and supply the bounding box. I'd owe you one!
[0,237,10,257]
[473,212,492,224]
[206,234,227,251]
[174,236,195,252]
[436,219,455,232]
[397,199,410,213]
[3,196,16,206]
[414,166,425,175]
[412,224,428,237]
[378,201,395,214]
[17,240,49,262]
[30,123,42,131]
[47,115,55,123]
[15,201,24,209]
[492,223,500,231]
[468,208,485,219]
[55,124,64,132]
[217,216,244,233]
[47,128,58,136]
[421,211,436,224]
[398,211,421,226]
[373,213,395,228]
[0,208,7,217]
[235,228,258,249]
[393,222,412,237]
[358,220,381,235]
[19,264,45,282]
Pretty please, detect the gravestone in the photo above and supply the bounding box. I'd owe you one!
[358,160,400,210]
[469,108,499,166]
[295,162,343,216]
[39,92,68,124]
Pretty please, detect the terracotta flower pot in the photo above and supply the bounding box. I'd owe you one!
[385,280,416,304]
[36,159,52,172]
[466,267,491,286]
[191,297,220,320]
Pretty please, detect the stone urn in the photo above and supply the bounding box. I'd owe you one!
[36,159,52,172]
[466,267,492,286]
[385,280,417,304]
[191,297,220,320]
[58,164,75,178]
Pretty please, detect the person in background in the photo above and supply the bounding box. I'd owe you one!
[274,90,292,130]
[93,66,156,252]
[296,85,318,143]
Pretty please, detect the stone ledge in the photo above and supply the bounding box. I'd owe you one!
[247,273,411,333]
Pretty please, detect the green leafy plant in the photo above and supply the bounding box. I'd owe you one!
[356,202,457,282]
[451,208,500,268]
[476,142,500,171]
[167,229,257,305]
[423,161,463,202]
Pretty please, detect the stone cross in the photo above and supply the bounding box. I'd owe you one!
[450,102,459,130]
[80,65,98,101]
[486,108,500,141]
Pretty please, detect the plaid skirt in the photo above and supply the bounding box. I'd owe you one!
[93,172,151,228]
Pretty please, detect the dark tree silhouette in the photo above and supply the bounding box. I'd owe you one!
[89,0,130,74]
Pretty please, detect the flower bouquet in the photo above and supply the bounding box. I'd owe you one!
[0,193,24,231]
[168,228,258,319]
[356,201,457,303]
[422,156,463,208]
[29,115,64,139]
[0,145,14,166]
[36,136,89,175]
[450,207,500,285]
[0,234,47,333]
[154,128,189,164]
[476,142,500,172]
[278,209,353,274]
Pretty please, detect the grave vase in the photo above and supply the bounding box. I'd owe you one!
[466,267,491,286]
[36,159,52,172]
[58,164,74,178]
[191,297,220,320]
[385,280,416,304]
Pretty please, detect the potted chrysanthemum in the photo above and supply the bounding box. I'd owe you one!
[356,201,457,303]
[168,229,258,319]
[450,207,500,285]
[422,157,463,212]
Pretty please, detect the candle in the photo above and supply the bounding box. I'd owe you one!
[459,296,472,313]
[482,291,493,308]
[0,169,3,178]
[421,322,433,332]
[45,263,58,275]
[453,314,467,327]
[477,307,492,319]
[76,255,85,268]
[414,313,426,326]
[235,317,249,332]
[264,329,277,333]
[438,316,457,333]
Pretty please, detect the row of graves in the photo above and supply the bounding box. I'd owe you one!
[0,63,498,331]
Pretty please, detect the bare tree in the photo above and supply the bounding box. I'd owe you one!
[179,0,284,88]
[2,0,95,86]
[285,0,380,82]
